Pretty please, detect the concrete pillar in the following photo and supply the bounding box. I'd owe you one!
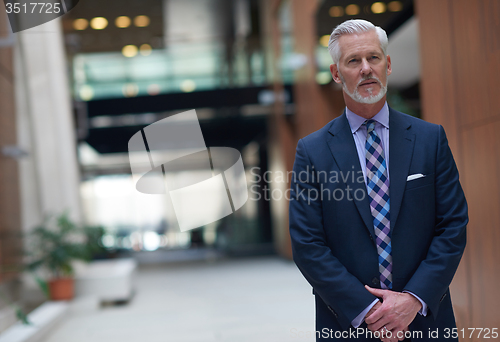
[0,0,21,286]
[14,18,82,232]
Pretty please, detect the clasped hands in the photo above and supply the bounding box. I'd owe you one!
[364,285,422,342]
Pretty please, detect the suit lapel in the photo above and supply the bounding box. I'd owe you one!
[326,112,376,240]
[388,108,415,231]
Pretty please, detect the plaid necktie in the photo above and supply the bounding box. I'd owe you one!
[365,120,392,289]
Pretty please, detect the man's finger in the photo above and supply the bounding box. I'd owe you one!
[366,315,391,332]
[365,300,381,318]
[384,321,397,332]
[385,326,408,342]
[384,319,404,332]
[378,327,395,342]
[365,285,387,298]
[367,321,389,333]
[365,302,388,325]
[389,327,404,341]
[396,327,409,341]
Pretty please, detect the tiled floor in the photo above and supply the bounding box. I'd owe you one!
[41,257,316,342]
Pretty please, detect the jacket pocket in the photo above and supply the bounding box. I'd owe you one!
[405,173,434,190]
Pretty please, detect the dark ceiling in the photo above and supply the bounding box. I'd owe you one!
[316,0,414,37]
[62,0,164,54]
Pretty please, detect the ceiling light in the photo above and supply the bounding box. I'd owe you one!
[122,83,139,97]
[147,84,161,96]
[139,44,152,56]
[345,4,360,15]
[316,72,332,85]
[371,2,387,14]
[122,45,138,57]
[180,80,196,93]
[329,6,344,17]
[73,18,88,30]
[388,1,403,12]
[90,17,108,30]
[319,35,330,47]
[115,16,131,28]
[134,15,150,28]
[79,85,94,101]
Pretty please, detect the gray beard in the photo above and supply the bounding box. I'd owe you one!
[339,72,388,104]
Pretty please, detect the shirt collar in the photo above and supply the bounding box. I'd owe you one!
[345,102,389,134]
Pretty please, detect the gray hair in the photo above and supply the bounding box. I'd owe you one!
[328,19,388,65]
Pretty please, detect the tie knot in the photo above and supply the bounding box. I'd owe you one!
[365,120,376,133]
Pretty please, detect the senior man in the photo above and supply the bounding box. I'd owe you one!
[289,19,467,342]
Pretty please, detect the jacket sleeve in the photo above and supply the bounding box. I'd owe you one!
[403,125,468,318]
[289,138,377,330]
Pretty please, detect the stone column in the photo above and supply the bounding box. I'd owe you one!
[15,17,82,232]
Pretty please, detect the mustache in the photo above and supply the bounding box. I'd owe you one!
[356,75,381,87]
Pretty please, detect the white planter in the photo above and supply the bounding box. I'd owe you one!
[74,258,137,302]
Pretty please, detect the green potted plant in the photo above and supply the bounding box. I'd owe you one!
[82,225,113,260]
[26,213,92,300]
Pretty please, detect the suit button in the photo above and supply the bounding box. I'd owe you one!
[372,277,379,286]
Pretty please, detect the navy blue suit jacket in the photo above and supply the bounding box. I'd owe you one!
[289,108,468,341]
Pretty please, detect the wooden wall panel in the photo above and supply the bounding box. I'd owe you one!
[417,0,500,339]
[416,0,471,331]
[416,0,461,154]
[450,1,500,128]
[291,0,334,139]
[462,122,500,332]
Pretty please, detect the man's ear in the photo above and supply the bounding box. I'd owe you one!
[330,64,342,84]
[386,55,392,76]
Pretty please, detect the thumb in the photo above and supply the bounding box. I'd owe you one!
[365,285,386,298]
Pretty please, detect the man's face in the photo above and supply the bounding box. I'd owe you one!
[330,30,392,104]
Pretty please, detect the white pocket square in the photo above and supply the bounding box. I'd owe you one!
[407,173,425,181]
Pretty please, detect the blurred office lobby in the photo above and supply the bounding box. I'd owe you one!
[38,257,316,342]
[0,0,499,341]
